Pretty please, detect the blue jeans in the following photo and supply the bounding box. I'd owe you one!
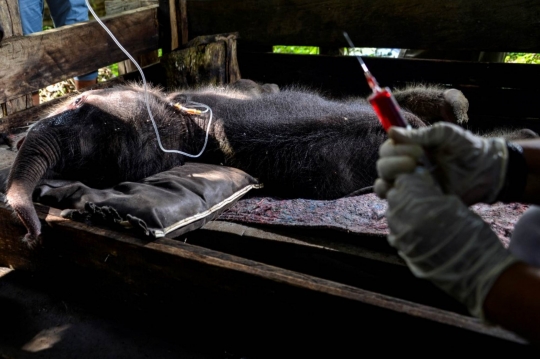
[19,0,98,80]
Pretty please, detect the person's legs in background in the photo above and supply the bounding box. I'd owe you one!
[18,0,44,35]
[48,0,98,90]
[73,71,98,90]
[45,0,70,26]
[47,0,98,90]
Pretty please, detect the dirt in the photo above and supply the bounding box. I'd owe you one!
[0,144,17,170]
[0,267,243,359]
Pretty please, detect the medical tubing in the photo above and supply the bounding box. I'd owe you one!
[85,0,212,158]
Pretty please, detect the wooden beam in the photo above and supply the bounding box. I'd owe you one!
[0,0,33,120]
[179,0,188,45]
[159,0,182,53]
[168,0,179,50]
[0,5,159,103]
[186,0,540,52]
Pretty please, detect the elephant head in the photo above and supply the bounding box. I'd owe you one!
[5,87,188,247]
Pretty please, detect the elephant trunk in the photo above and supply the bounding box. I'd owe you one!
[6,130,61,247]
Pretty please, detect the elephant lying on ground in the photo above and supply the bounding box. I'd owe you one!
[3,79,520,247]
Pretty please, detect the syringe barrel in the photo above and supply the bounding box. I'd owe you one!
[368,87,409,131]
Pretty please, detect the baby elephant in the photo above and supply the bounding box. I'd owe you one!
[6,80,470,247]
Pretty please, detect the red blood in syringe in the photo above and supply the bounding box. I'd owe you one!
[368,87,409,131]
[341,32,410,132]
[364,73,409,132]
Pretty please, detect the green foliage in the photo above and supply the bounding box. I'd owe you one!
[108,63,119,77]
[505,52,540,64]
[273,46,320,55]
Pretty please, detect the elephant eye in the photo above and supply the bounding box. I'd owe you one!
[74,97,83,106]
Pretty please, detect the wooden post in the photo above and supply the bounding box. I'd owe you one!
[0,0,23,38]
[179,0,187,45]
[161,33,240,89]
[158,0,185,54]
[168,0,179,50]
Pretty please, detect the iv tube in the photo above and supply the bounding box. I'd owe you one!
[85,0,212,158]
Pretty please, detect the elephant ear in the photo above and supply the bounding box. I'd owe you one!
[25,163,262,238]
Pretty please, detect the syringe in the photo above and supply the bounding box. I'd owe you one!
[343,32,410,131]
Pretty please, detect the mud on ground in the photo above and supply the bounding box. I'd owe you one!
[0,145,17,170]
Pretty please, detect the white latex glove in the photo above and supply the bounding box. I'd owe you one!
[375,122,508,205]
[386,169,519,319]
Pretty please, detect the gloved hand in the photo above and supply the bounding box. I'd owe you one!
[375,122,509,205]
[385,169,519,319]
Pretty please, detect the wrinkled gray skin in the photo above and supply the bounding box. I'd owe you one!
[5,79,476,247]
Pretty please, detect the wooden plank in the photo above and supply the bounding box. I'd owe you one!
[0,201,527,347]
[0,5,159,103]
[186,0,540,52]
[168,0,179,50]
[192,222,473,312]
[179,0,188,45]
[201,221,402,266]
[0,0,33,121]
[0,0,23,38]
[158,0,181,53]
[104,0,159,14]
[3,94,32,116]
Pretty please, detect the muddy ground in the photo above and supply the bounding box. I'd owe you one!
[0,144,17,170]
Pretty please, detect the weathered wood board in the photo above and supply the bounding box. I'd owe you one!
[186,0,540,52]
[0,0,23,38]
[0,5,160,103]
[161,33,240,88]
[0,0,33,119]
